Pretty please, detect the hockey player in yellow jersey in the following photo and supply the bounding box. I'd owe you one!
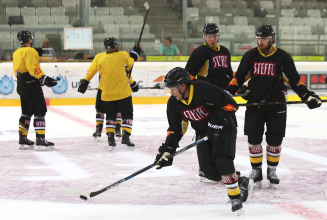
[13,30,58,151]
[78,37,140,150]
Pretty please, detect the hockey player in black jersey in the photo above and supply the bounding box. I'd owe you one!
[13,30,57,151]
[185,23,233,87]
[226,25,322,189]
[154,67,251,216]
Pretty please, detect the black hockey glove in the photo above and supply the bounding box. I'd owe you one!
[206,118,226,143]
[154,143,176,169]
[78,79,90,94]
[40,75,57,87]
[301,91,322,109]
[130,45,141,61]
[130,81,139,92]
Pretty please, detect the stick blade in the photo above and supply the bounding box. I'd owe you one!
[67,188,91,199]
[144,2,149,10]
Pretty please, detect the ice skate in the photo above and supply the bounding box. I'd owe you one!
[115,124,121,137]
[231,198,244,216]
[249,166,263,188]
[121,131,134,150]
[36,137,55,151]
[107,132,116,151]
[267,168,279,189]
[19,132,34,150]
[199,171,223,185]
[238,176,252,203]
[92,125,102,141]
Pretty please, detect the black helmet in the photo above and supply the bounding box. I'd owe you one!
[203,23,219,35]
[17,30,33,44]
[104,37,117,49]
[255,25,275,43]
[164,67,191,88]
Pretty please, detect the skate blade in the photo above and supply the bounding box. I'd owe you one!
[94,136,100,141]
[121,144,134,151]
[199,177,224,185]
[269,182,277,189]
[36,146,55,151]
[246,180,254,204]
[111,146,115,151]
[233,208,244,216]
[19,145,34,150]
[249,179,262,188]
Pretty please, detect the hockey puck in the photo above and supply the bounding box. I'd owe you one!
[80,195,88,201]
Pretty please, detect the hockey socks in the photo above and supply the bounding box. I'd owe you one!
[19,114,31,136]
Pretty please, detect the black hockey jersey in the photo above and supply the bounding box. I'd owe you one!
[227,47,309,103]
[165,81,238,147]
[185,43,233,87]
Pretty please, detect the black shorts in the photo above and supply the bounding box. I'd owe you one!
[18,82,47,116]
[244,104,287,138]
[196,116,237,169]
[95,89,104,112]
[103,96,133,120]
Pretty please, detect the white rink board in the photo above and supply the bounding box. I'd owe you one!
[1,61,327,99]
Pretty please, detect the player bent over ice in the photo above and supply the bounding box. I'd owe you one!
[154,67,252,215]
[13,30,57,151]
[225,25,322,189]
[78,37,140,150]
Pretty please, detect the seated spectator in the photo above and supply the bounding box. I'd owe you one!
[0,46,9,61]
[159,37,181,56]
[42,38,56,57]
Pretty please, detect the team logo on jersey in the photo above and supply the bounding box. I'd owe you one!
[52,75,68,94]
[254,62,276,76]
[167,131,174,136]
[222,104,237,112]
[34,68,42,76]
[181,105,210,121]
[212,55,228,69]
[297,80,305,86]
[228,78,239,86]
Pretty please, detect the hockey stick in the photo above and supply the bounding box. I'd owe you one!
[137,2,150,47]
[86,88,98,90]
[139,86,162,89]
[67,136,208,201]
[54,65,60,81]
[127,2,150,79]
[238,99,327,107]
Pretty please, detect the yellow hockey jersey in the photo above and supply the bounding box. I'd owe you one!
[13,47,45,79]
[85,51,135,101]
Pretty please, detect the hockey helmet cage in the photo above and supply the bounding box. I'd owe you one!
[203,23,219,35]
[164,67,191,88]
[17,30,33,44]
[104,37,118,49]
[255,25,275,43]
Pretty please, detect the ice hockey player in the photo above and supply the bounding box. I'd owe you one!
[225,25,322,189]
[154,67,251,216]
[185,23,236,182]
[185,23,233,87]
[13,30,57,151]
[78,37,140,150]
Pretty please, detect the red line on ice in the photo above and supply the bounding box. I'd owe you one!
[47,106,95,129]
[275,203,327,220]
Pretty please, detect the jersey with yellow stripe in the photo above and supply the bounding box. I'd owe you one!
[13,47,45,79]
[185,43,233,87]
[84,51,135,101]
[165,81,238,146]
[227,47,309,103]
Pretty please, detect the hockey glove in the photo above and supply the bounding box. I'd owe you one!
[237,85,250,100]
[130,81,139,92]
[78,79,90,94]
[130,45,141,61]
[40,75,57,87]
[206,118,226,143]
[301,91,322,109]
[155,143,176,169]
